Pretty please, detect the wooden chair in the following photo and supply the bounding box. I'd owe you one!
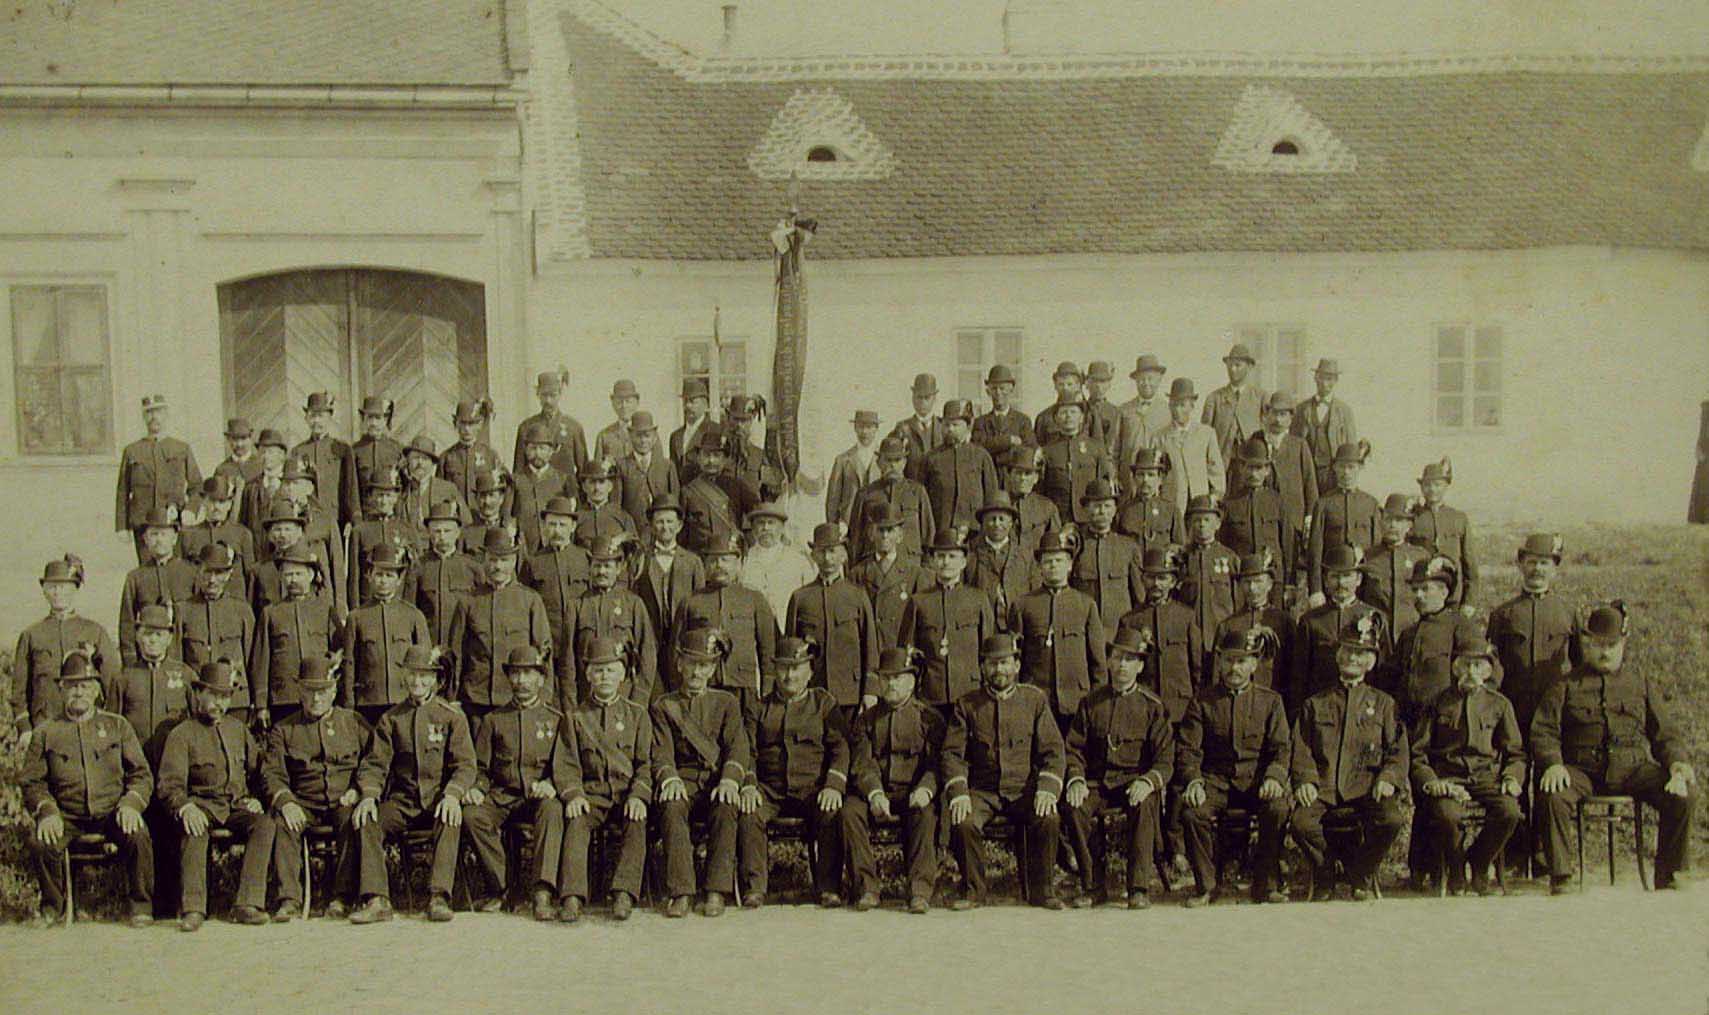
[1576,795,1649,892]
[61,832,119,926]
[1434,799,1511,897]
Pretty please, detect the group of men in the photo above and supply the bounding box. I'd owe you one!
[10,347,1697,928]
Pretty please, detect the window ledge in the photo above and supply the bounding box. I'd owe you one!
[0,454,115,470]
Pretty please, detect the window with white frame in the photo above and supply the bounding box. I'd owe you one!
[11,285,114,456]
[955,327,1024,405]
[1434,324,1502,431]
[1234,324,1309,398]
[678,335,749,411]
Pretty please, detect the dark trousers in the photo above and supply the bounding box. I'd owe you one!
[180,806,275,914]
[562,797,647,901]
[738,788,845,897]
[273,803,359,905]
[1290,794,1406,882]
[358,799,461,900]
[1182,781,1290,894]
[464,795,566,897]
[1421,784,1521,880]
[843,793,937,901]
[1065,785,1164,895]
[1539,762,1695,880]
[28,812,154,915]
[950,790,1060,903]
[658,785,737,898]
[146,800,181,917]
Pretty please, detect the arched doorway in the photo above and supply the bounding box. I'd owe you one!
[217,269,488,445]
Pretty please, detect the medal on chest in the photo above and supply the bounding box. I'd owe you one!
[938,635,950,659]
[167,675,183,690]
[535,721,551,741]
[1044,628,1054,649]
[1215,557,1230,575]
[427,722,446,745]
[97,724,109,739]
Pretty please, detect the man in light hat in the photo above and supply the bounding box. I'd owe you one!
[253,543,342,730]
[595,379,641,464]
[1359,494,1428,643]
[849,502,933,648]
[400,434,466,535]
[1291,359,1357,497]
[670,377,713,486]
[848,435,935,563]
[21,652,155,927]
[1181,495,1240,654]
[899,526,997,712]
[787,523,880,716]
[681,425,761,555]
[1010,531,1106,732]
[652,626,748,918]
[181,474,257,594]
[512,421,572,555]
[972,365,1032,470]
[1040,402,1116,526]
[575,456,638,547]
[292,391,357,527]
[1155,378,1225,517]
[674,530,777,706]
[923,399,1001,534]
[463,646,576,921]
[217,417,263,485]
[1306,441,1380,605]
[1220,438,1288,573]
[572,536,657,703]
[943,633,1068,909]
[440,400,502,510]
[263,656,373,920]
[1071,478,1144,627]
[1289,615,1407,901]
[1533,602,1696,893]
[1290,545,1385,716]
[1485,533,1573,734]
[116,393,203,564]
[743,501,817,622]
[412,498,482,649]
[119,507,197,666]
[1409,458,1478,614]
[1203,343,1268,482]
[561,635,652,921]
[1214,551,1293,700]
[350,645,477,924]
[616,409,677,530]
[844,648,946,914]
[827,409,884,533]
[1118,546,1201,724]
[345,464,417,608]
[1115,354,1172,478]
[1062,626,1174,909]
[1409,629,1523,896]
[515,369,589,478]
[968,492,1035,622]
[340,543,431,724]
[890,373,947,473]
[1033,361,1088,447]
[450,528,555,717]
[737,637,851,908]
[157,660,277,929]
[1178,627,1292,906]
[1257,391,1317,583]
[348,397,405,525]
[1115,448,1183,549]
[175,543,257,722]
[1003,443,1062,557]
[13,554,120,748]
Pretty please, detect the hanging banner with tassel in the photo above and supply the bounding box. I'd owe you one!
[769,180,816,485]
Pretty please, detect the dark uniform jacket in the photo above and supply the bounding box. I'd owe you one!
[399,476,470,536]
[174,592,257,706]
[669,418,711,487]
[263,707,371,810]
[786,577,880,707]
[1486,589,1574,727]
[513,408,589,477]
[252,595,342,711]
[616,452,679,532]
[943,683,1067,802]
[1118,598,1202,723]
[1071,529,1144,634]
[238,474,286,547]
[1014,491,1062,557]
[566,696,652,806]
[1220,487,1288,570]
[673,583,777,697]
[23,710,153,820]
[346,516,420,608]
[1180,539,1240,648]
[341,598,431,708]
[1215,606,1294,702]
[249,549,339,618]
[1290,682,1408,806]
[116,435,201,532]
[509,466,570,554]
[850,697,945,799]
[972,408,1032,466]
[410,549,481,648]
[1530,666,1686,781]
[1307,488,1381,595]
[889,415,947,476]
[449,581,555,710]
[1065,682,1174,793]
[1177,683,1291,793]
[119,557,199,664]
[107,655,193,764]
[158,713,264,820]
[650,688,749,789]
[180,522,257,597]
[922,442,1000,535]
[574,500,637,547]
[1358,542,1429,642]
[1410,685,1523,788]
[1009,584,1106,718]
[897,583,995,707]
[290,434,356,527]
[521,542,592,684]
[1408,503,1478,606]
[461,512,520,558]
[848,477,934,563]
[438,441,504,511]
[346,435,404,524]
[1258,432,1318,555]
[1289,599,1384,715]
[11,614,120,735]
[968,538,1035,625]
[744,687,850,798]
[357,696,477,810]
[1040,434,1116,525]
[573,586,659,703]
[850,552,931,648]
[1115,494,1183,549]
[681,474,761,555]
[1389,610,1475,719]
[474,701,579,808]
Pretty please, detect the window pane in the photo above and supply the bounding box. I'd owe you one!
[1436,361,1465,393]
[1436,396,1464,429]
[1238,326,1267,347]
[719,341,746,377]
[56,289,107,366]
[957,331,985,367]
[1474,360,1501,392]
[958,369,982,404]
[11,287,59,365]
[65,366,112,453]
[17,365,66,453]
[718,376,745,404]
[1437,326,1466,359]
[1276,329,1303,361]
[1473,396,1501,428]
[994,330,1022,366]
[1475,326,1502,358]
[680,340,710,376]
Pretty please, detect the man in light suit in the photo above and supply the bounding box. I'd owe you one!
[826,410,883,533]
[1155,378,1225,517]
[669,378,713,487]
[1116,354,1171,491]
[890,373,947,479]
[1203,343,1268,485]
[1291,359,1357,495]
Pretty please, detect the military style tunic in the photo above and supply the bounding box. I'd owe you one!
[1530,666,1687,785]
[263,707,371,811]
[972,408,1033,466]
[897,582,995,708]
[1115,493,1184,549]
[11,613,120,736]
[1040,434,1116,525]
[106,655,193,763]
[1289,681,1408,806]
[179,521,257,596]
[744,687,850,799]
[411,548,482,649]
[290,433,356,527]
[1408,503,1478,607]
[1071,529,1144,633]
[341,598,431,709]
[23,709,153,820]
[1177,683,1292,793]
[158,713,264,821]
[1289,600,1385,716]
[848,477,934,563]
[968,537,1035,626]
[567,696,653,806]
[1215,605,1294,702]
[850,551,932,649]
[943,683,1066,803]
[399,476,470,537]
[509,466,571,554]
[521,542,593,685]
[1358,542,1429,643]
[650,688,749,790]
[346,516,420,608]
[681,474,762,555]
[786,577,881,707]
[1220,487,1288,570]
[252,594,342,712]
[449,581,555,711]
[673,583,777,697]
[850,697,946,800]
[1009,584,1106,719]
[1065,682,1174,794]
[1306,488,1381,595]
[513,408,589,478]
[1486,590,1574,728]
[922,442,1000,535]
[357,697,477,812]
[174,591,256,700]
[1116,598,1202,722]
[346,435,405,524]
[572,586,659,703]
[248,547,340,618]
[438,440,504,510]
[1389,609,1475,721]
[594,421,635,465]
[616,451,679,532]
[1014,491,1062,557]
[115,435,202,533]
[1180,539,1240,648]
[473,701,579,808]
[118,557,198,665]
[1409,684,1524,788]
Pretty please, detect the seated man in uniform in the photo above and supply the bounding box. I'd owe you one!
[738,637,850,909]
[264,657,373,921]
[843,648,946,914]
[1061,627,1174,909]
[651,626,749,918]
[943,633,1068,910]
[21,652,154,927]
[561,637,652,922]
[1288,616,1407,901]
[1178,627,1293,906]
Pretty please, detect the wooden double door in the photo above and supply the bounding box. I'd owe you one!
[218,269,488,444]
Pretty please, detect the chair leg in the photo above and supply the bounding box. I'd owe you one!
[1575,805,1586,892]
[62,850,75,927]
[1606,812,1616,887]
[1634,804,1649,891]
[302,839,313,920]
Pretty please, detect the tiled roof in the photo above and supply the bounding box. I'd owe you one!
[560,5,1709,260]
[0,1,514,86]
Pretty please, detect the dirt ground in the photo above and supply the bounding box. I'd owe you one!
[1,883,1704,1015]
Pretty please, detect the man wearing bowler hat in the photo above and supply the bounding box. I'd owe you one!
[595,379,641,464]
[1181,495,1240,655]
[787,523,880,715]
[21,652,156,927]
[117,393,203,564]
[631,494,704,680]
[680,425,761,555]
[1117,545,1201,724]
[972,365,1032,468]
[119,506,198,666]
[1033,361,1089,447]
[849,502,933,648]
[175,543,257,719]
[1292,359,1358,496]
[1359,495,1430,645]
[340,543,431,724]
[1116,354,1172,480]
[250,464,343,611]
[521,495,591,698]
[460,469,516,556]
[899,526,997,711]
[238,426,293,540]
[827,409,884,533]
[675,530,777,707]
[412,498,482,650]
[1115,448,1183,549]
[253,543,342,730]
[13,554,120,747]
[616,409,677,531]
[181,474,257,594]
[1203,343,1268,480]
[1040,401,1116,527]
[968,492,1036,623]
[449,528,554,717]
[1307,442,1380,605]
[1155,378,1224,517]
[849,435,934,563]
[512,421,572,555]
[1082,360,1123,452]
[109,603,194,766]
[348,396,405,525]
[439,400,502,508]
[1215,550,1294,700]
[514,369,589,477]
[1291,544,1385,716]
[924,398,1000,534]
[561,636,653,922]
[572,535,658,703]
[1257,392,1318,583]
[670,377,713,485]
[216,417,263,485]
[890,373,947,474]
[292,391,357,528]
[575,456,638,547]
[1071,479,1144,628]
[399,435,466,534]
[1010,531,1106,732]
[1410,458,1479,614]
[345,464,417,608]
[1486,533,1574,733]
[1220,438,1288,574]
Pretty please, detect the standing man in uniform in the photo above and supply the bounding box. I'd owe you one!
[1117,546,1201,725]
[898,527,996,712]
[461,471,517,556]
[345,465,416,609]
[1292,359,1357,496]
[571,536,658,704]
[252,544,342,730]
[515,370,589,477]
[827,410,884,533]
[1180,496,1240,661]
[560,637,652,921]
[1155,379,1225,518]
[968,493,1035,626]
[1216,551,1293,700]
[1487,533,1574,734]
[1359,495,1429,644]
[449,529,554,719]
[119,508,197,666]
[439,400,502,511]
[1220,439,1287,571]
[347,397,405,526]
[1040,402,1116,528]
[972,366,1031,471]
[1114,449,1183,549]
[923,399,1000,535]
[410,499,481,651]
[595,379,640,464]
[849,504,932,649]
[631,494,703,689]
[786,523,880,716]
[216,418,263,484]
[511,422,572,555]
[399,436,466,536]
[573,457,637,547]
[116,394,202,564]
[13,555,120,748]
[520,495,589,699]
[1202,343,1267,487]
[674,531,777,710]
[1409,458,1479,614]
[616,410,677,532]
[340,544,431,724]
[1033,361,1087,446]
[680,428,761,556]
[1004,444,1061,557]
[1306,442,1380,606]
[175,543,257,721]
[848,436,934,564]
[1010,531,1106,732]
[293,391,356,528]
[1257,393,1317,587]
[1082,361,1123,453]
[1290,545,1385,715]
[1070,479,1144,632]
[180,474,257,595]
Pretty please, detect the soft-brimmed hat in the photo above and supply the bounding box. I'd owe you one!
[425,499,464,525]
[1264,391,1295,414]
[536,371,566,395]
[472,470,507,495]
[976,492,1019,520]
[1223,343,1257,365]
[676,625,732,661]
[1313,358,1341,377]
[1086,361,1115,383]
[979,633,1021,660]
[297,657,337,692]
[696,426,729,453]
[1051,361,1083,381]
[1331,441,1371,467]
[1168,378,1197,401]
[681,377,709,399]
[1003,444,1041,472]
[1108,627,1154,658]
[367,466,402,492]
[1236,438,1272,466]
[586,535,629,562]
[39,554,85,586]
[1236,549,1278,579]
[192,660,242,695]
[223,418,252,439]
[1184,494,1222,518]
[503,646,550,672]
[304,391,335,413]
[774,637,817,667]
[453,399,492,425]
[808,522,845,551]
[869,503,906,529]
[282,458,317,484]
[646,493,684,519]
[366,543,409,571]
[1381,493,1416,519]
[1215,626,1270,657]
[522,420,560,447]
[400,645,441,672]
[1417,457,1453,485]
[877,435,910,462]
[1580,601,1629,641]
[582,638,627,667]
[1516,532,1564,563]
[925,526,972,554]
[747,502,788,526]
[261,499,305,529]
[725,396,755,422]
[202,474,240,501]
[985,365,1016,386]
[1336,613,1383,652]
[579,458,616,481]
[1078,478,1119,506]
[1033,530,1075,559]
[940,399,975,423]
[1128,354,1166,379]
[57,652,101,684]
[874,647,918,676]
[275,543,319,569]
[359,396,393,418]
[140,394,169,412]
[910,373,939,397]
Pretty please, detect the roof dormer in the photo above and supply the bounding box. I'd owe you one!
[747,88,897,181]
